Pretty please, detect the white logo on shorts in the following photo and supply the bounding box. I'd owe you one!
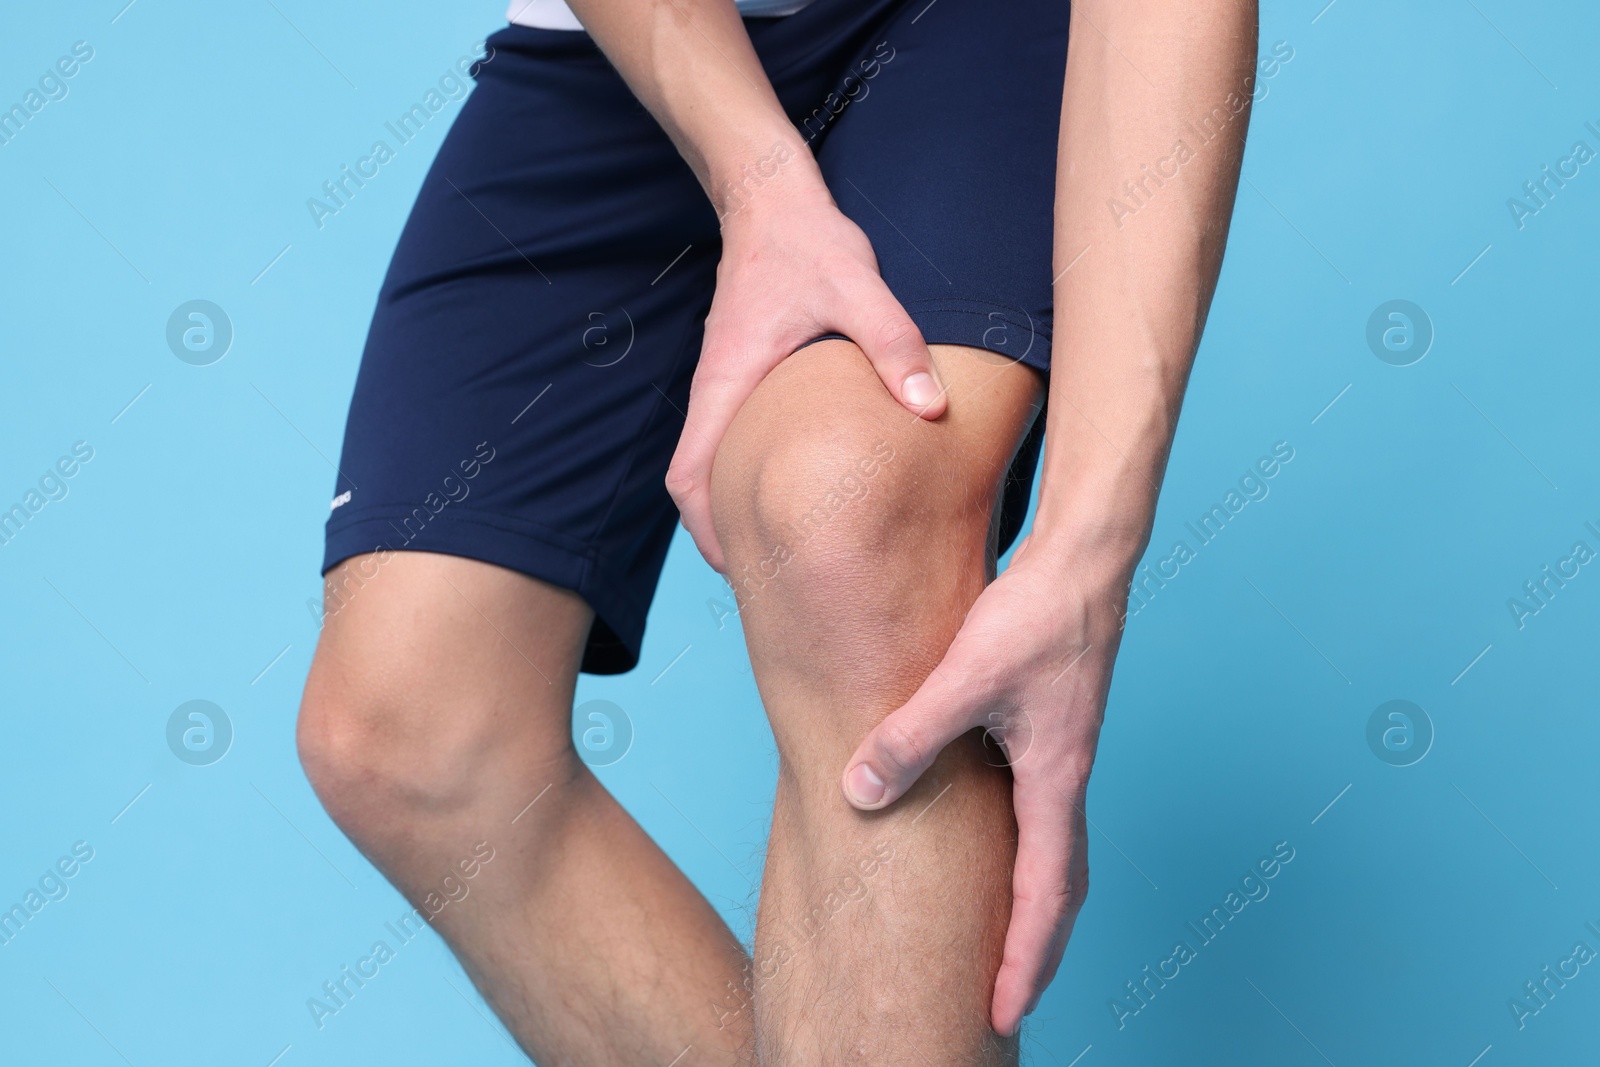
[330,490,352,511]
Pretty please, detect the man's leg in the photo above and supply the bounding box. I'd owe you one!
[297,552,754,1065]
[711,340,1044,1064]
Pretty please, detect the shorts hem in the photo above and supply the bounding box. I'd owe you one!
[322,508,647,675]
[903,298,1053,373]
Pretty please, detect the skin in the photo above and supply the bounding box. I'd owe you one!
[299,555,756,1065]
[299,340,1039,1065]
[559,0,955,576]
[567,0,1257,1037]
[299,0,1255,1059]
[842,2,1257,1030]
[710,340,1042,1063]
[294,337,1030,1062]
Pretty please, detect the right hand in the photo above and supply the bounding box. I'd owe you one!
[665,171,947,574]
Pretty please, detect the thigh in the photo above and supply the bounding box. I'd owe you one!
[325,26,722,677]
[310,552,592,727]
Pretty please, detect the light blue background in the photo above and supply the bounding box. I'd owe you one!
[2,1,1597,1064]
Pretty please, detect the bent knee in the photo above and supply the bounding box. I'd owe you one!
[710,341,1039,619]
[299,554,587,837]
[297,650,574,835]
[716,418,920,585]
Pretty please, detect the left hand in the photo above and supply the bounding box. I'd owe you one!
[838,533,1128,1036]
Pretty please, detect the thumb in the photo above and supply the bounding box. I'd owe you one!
[841,284,947,420]
[842,669,977,810]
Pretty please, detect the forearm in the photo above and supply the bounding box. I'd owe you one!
[564,0,825,215]
[1034,0,1257,582]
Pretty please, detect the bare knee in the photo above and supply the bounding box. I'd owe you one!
[712,344,1004,618]
[717,431,928,607]
[297,558,587,843]
[298,660,567,841]
[709,341,1039,737]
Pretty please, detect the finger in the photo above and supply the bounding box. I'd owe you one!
[841,666,980,810]
[991,773,1090,1037]
[665,357,763,575]
[838,282,947,420]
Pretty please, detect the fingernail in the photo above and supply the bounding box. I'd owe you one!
[845,763,886,806]
[901,372,940,411]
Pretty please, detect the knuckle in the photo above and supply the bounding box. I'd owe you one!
[1018,862,1088,917]
[874,316,920,357]
[688,354,739,392]
[1016,879,1065,911]
[1064,868,1090,909]
[995,955,1031,984]
[877,716,930,775]
[663,463,700,503]
[939,657,987,701]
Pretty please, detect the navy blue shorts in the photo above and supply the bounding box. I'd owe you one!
[324,0,1068,674]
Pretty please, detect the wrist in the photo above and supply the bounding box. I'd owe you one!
[1029,509,1150,587]
[1026,379,1180,586]
[1028,474,1156,590]
[709,136,830,226]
